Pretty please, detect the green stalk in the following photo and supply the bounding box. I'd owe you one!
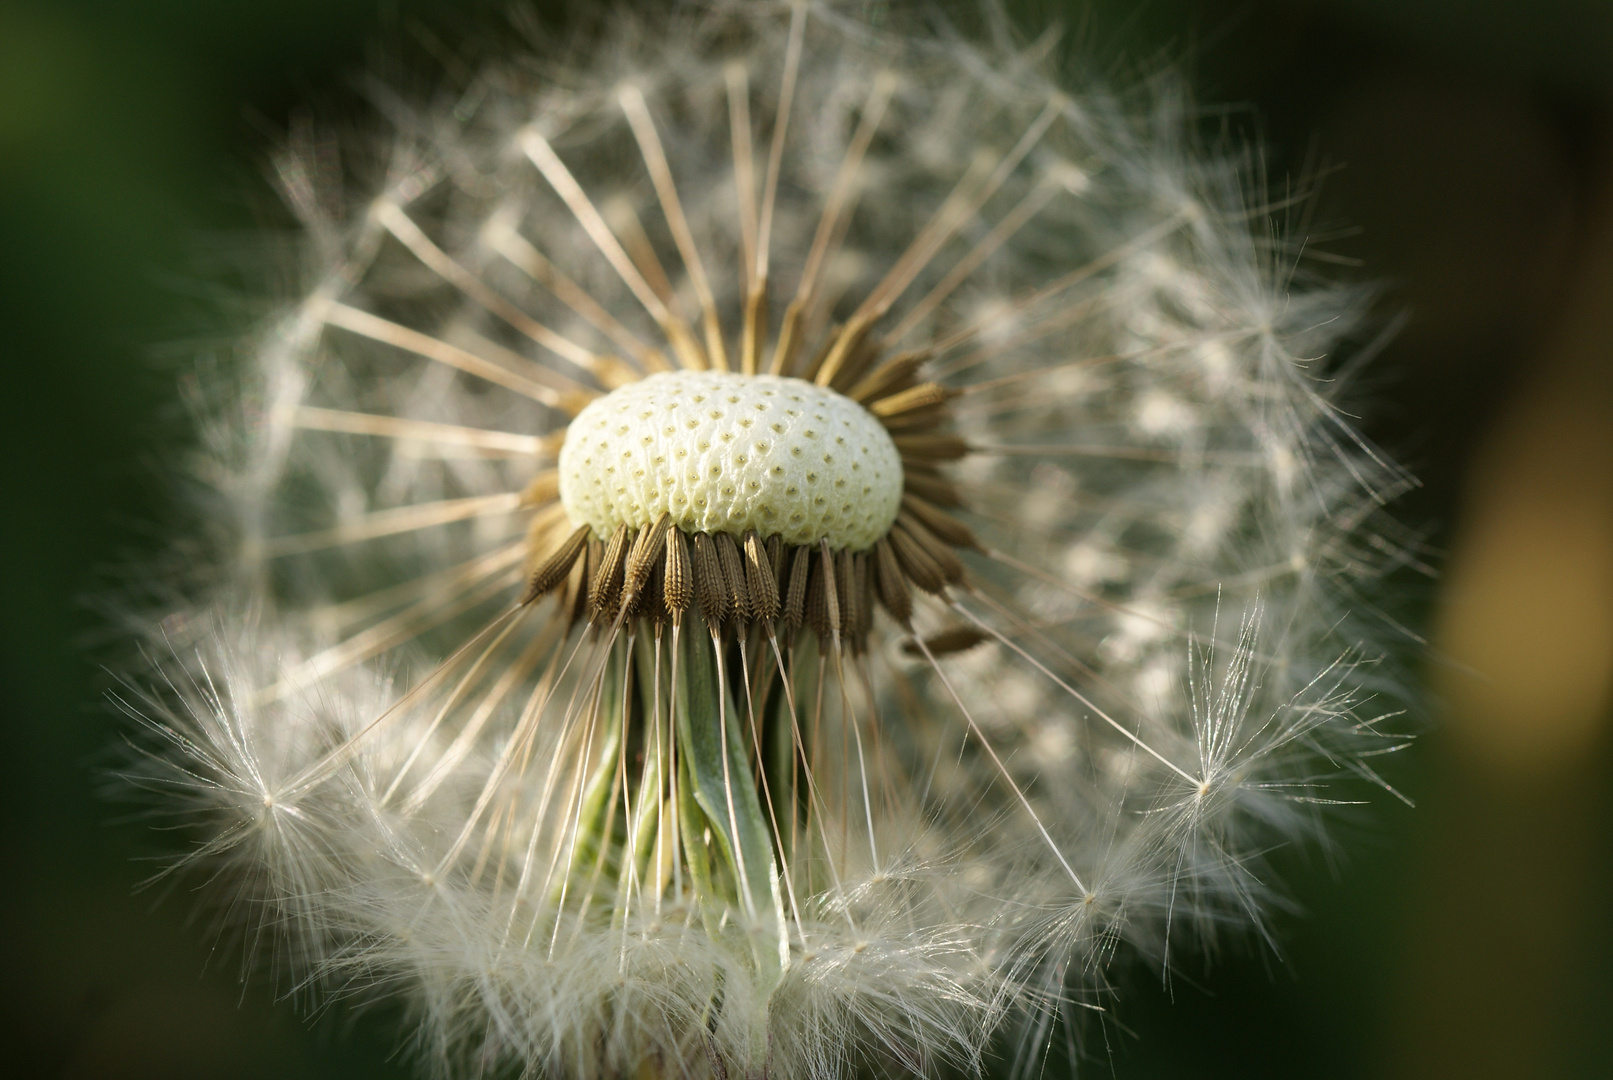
[673,613,789,1000]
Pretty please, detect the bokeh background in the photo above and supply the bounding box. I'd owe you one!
[2,1,1609,1077]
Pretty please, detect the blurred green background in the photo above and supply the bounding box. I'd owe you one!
[2,1,1610,1077]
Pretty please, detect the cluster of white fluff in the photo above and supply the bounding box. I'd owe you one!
[122,2,1411,1077]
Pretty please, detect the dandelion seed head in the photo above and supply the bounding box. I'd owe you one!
[123,1,1418,1076]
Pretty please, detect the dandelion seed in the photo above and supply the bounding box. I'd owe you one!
[126,3,1413,1077]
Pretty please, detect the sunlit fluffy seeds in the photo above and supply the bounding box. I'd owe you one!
[126,3,1413,1079]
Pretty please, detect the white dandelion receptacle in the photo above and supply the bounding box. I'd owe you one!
[559,371,904,549]
[123,3,1412,1078]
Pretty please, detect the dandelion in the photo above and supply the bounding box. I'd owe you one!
[125,2,1412,1077]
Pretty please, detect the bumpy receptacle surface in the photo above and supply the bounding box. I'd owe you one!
[559,371,903,549]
